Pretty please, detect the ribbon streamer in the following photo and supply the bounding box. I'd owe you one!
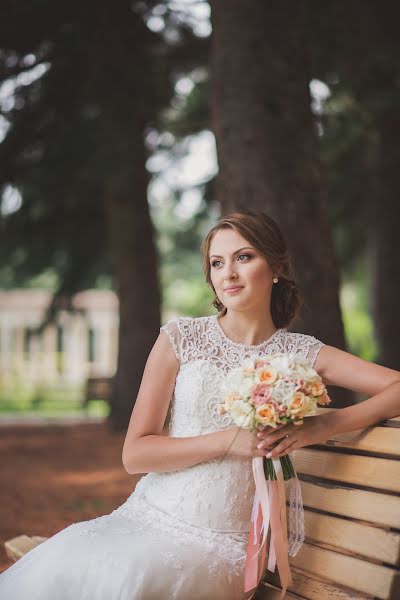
[244,456,294,599]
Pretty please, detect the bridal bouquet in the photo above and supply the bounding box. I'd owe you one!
[218,352,331,600]
[218,352,331,480]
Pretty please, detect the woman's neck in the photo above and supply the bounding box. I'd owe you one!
[218,310,277,346]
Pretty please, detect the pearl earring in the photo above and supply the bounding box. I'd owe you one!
[273,277,278,283]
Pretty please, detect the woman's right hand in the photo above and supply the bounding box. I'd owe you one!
[224,426,261,459]
[221,424,287,459]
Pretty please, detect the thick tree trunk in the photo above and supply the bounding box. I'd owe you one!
[210,0,353,406]
[371,113,400,369]
[324,2,400,370]
[105,142,161,431]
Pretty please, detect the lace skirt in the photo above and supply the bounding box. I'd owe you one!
[0,492,248,600]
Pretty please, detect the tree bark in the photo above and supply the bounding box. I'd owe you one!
[105,147,161,431]
[210,0,353,406]
[370,112,400,369]
[319,1,400,370]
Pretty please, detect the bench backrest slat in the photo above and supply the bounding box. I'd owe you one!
[261,412,400,600]
[300,480,400,529]
[294,448,400,493]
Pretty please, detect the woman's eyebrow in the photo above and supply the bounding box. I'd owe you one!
[209,246,255,259]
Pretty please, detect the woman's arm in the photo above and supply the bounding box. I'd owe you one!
[314,345,400,435]
[122,331,229,475]
[256,345,400,458]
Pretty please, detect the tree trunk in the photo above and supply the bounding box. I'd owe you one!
[371,112,400,369]
[105,143,161,431]
[323,1,400,370]
[210,0,353,407]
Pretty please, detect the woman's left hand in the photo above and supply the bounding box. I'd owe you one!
[256,415,334,459]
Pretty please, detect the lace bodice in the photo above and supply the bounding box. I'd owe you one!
[132,315,325,534]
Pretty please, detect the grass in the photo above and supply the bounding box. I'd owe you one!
[0,387,110,418]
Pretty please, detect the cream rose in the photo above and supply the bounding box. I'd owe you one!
[224,392,242,409]
[242,358,256,376]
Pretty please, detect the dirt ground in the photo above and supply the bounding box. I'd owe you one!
[0,422,141,574]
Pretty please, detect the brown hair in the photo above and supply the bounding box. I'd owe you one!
[201,210,302,329]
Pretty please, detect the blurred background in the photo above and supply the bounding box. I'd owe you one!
[0,0,399,568]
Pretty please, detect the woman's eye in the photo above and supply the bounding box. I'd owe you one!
[210,254,252,268]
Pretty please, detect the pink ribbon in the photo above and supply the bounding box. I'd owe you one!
[244,457,293,599]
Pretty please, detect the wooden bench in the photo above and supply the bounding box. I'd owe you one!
[257,409,400,600]
[5,410,400,600]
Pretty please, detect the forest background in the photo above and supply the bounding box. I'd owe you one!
[1,1,399,430]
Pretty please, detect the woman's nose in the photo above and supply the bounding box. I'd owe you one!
[224,263,238,279]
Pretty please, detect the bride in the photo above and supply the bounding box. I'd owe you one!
[1,210,399,600]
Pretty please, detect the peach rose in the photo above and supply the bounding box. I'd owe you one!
[310,381,324,396]
[255,366,278,385]
[255,403,279,427]
[303,381,313,395]
[288,391,307,416]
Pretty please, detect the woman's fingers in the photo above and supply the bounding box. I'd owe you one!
[266,438,298,459]
[257,425,292,449]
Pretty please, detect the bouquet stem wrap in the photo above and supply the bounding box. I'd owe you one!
[244,455,302,599]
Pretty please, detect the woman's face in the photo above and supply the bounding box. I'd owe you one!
[208,228,275,313]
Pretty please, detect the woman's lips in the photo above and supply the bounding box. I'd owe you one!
[224,286,244,293]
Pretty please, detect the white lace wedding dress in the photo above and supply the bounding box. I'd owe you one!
[0,314,324,600]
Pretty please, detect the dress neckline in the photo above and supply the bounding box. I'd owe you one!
[211,315,284,350]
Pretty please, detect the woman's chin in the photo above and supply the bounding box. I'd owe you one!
[223,296,250,310]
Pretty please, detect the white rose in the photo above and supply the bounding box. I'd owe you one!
[242,357,256,372]
[291,364,308,377]
[221,368,243,394]
[303,364,320,381]
[292,359,319,381]
[230,400,255,430]
[237,377,255,398]
[269,354,292,376]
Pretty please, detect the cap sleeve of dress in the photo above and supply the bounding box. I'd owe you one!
[305,336,325,368]
[160,318,182,362]
[285,332,325,369]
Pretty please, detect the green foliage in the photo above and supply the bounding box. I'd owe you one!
[161,73,210,138]
[0,1,178,301]
[152,196,219,317]
[340,259,378,361]
[164,276,214,317]
[0,373,109,417]
[318,90,375,274]
[342,305,377,362]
